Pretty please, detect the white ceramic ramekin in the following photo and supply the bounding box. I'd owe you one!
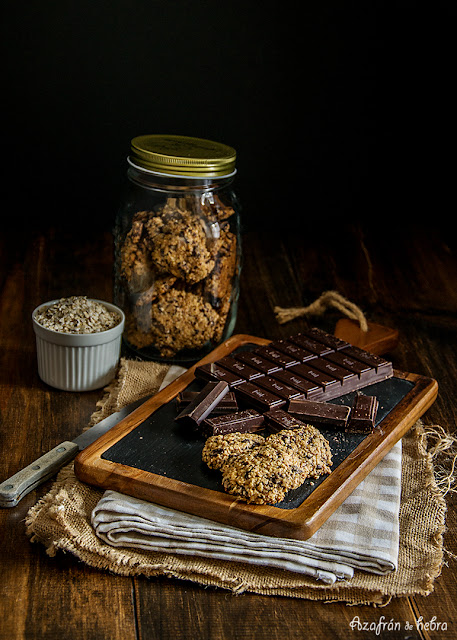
[32,299,125,392]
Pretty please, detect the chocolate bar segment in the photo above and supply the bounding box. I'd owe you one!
[235,381,286,412]
[268,339,317,363]
[288,397,351,429]
[175,381,230,427]
[343,346,393,376]
[324,350,372,379]
[194,363,246,388]
[304,327,351,351]
[289,334,334,356]
[263,408,310,432]
[254,375,302,401]
[202,409,265,436]
[252,345,300,368]
[176,391,238,414]
[347,393,379,433]
[309,357,357,387]
[217,355,265,381]
[271,369,324,400]
[233,351,282,375]
[289,362,342,395]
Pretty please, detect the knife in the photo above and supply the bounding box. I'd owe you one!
[0,396,149,508]
[0,365,187,508]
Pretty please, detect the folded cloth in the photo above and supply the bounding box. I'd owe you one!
[91,440,401,585]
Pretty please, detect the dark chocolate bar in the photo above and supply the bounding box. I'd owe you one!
[176,391,238,414]
[175,381,230,427]
[346,393,379,433]
[202,409,265,436]
[235,382,286,412]
[287,397,351,428]
[198,327,394,412]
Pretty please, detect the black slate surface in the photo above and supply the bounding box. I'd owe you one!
[101,345,413,510]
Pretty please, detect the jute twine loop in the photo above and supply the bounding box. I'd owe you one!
[274,290,369,332]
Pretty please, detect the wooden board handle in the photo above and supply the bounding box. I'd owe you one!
[334,319,399,356]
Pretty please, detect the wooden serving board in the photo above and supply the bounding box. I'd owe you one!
[74,329,438,540]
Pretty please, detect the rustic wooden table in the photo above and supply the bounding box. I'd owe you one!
[1,220,456,639]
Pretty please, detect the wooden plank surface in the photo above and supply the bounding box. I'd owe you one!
[1,222,456,639]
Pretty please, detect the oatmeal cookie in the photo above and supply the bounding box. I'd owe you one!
[144,208,215,284]
[147,288,221,357]
[221,444,307,504]
[266,425,333,478]
[202,432,265,471]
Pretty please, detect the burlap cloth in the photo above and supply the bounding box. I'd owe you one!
[26,358,450,606]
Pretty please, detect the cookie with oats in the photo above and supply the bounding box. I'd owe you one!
[266,425,333,478]
[220,444,308,504]
[202,432,265,471]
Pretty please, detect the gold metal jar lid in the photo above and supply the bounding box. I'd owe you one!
[129,134,236,177]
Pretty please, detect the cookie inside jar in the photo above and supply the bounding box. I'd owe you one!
[117,192,240,361]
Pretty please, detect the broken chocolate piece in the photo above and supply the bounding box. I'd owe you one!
[263,408,310,432]
[175,381,229,427]
[287,397,351,428]
[176,390,238,414]
[202,409,265,436]
[347,393,379,433]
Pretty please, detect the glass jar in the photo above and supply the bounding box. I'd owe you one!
[114,134,242,363]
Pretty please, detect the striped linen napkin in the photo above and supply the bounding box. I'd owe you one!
[91,440,401,585]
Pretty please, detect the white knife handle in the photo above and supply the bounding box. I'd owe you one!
[0,441,80,508]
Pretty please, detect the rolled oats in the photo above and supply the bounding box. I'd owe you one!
[34,296,121,334]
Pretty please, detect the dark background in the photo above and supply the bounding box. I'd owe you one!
[2,1,455,233]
